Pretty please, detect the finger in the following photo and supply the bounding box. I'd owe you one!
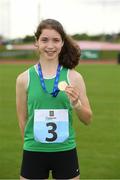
[65,89,79,103]
[66,85,79,93]
[65,87,79,98]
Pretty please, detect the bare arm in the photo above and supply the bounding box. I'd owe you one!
[16,71,28,140]
[65,69,92,125]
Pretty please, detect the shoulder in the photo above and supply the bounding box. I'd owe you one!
[16,70,29,90]
[68,69,87,95]
[68,69,84,86]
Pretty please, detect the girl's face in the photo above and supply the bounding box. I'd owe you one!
[36,28,64,61]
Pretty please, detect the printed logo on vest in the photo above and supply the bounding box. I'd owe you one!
[49,110,54,117]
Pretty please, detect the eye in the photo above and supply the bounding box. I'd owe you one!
[41,37,48,42]
[53,38,61,42]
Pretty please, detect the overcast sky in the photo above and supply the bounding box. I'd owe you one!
[0,0,120,39]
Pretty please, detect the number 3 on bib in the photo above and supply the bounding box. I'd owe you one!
[46,122,57,142]
[34,109,69,143]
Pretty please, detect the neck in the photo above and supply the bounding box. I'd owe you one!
[38,58,59,77]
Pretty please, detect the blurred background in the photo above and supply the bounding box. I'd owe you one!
[1,0,120,38]
[0,0,120,62]
[0,0,120,179]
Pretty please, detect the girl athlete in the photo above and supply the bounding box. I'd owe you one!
[16,19,92,179]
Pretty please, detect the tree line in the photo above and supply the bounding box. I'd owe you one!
[21,33,120,43]
[0,32,120,45]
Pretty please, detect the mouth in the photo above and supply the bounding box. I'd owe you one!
[45,50,56,56]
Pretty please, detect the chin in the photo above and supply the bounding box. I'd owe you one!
[46,55,57,61]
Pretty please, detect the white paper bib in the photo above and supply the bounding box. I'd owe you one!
[34,109,69,143]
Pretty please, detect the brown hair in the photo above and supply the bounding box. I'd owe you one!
[35,19,80,69]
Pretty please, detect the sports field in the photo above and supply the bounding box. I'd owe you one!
[0,63,120,179]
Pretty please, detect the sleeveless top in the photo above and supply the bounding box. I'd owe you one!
[23,65,76,152]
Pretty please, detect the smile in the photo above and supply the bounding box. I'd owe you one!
[45,51,56,55]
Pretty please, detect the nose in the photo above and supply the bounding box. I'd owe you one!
[47,40,54,49]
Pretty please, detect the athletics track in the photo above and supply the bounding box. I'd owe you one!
[0,59,117,65]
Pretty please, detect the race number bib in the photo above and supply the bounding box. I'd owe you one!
[34,109,69,143]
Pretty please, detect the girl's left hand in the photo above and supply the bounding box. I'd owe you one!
[65,85,80,106]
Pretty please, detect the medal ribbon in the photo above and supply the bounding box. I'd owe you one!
[38,63,61,97]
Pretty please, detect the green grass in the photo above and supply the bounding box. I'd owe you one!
[75,64,120,179]
[0,63,120,179]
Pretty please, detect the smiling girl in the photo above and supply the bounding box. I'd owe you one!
[16,19,92,179]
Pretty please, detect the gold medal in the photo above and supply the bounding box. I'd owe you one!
[58,81,68,91]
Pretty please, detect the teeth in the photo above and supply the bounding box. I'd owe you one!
[47,52,53,54]
[46,51,55,55]
[46,51,54,53]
